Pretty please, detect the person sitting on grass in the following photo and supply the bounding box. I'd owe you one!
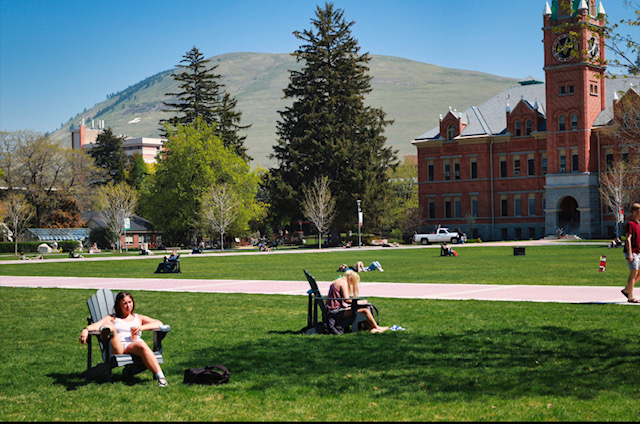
[337,261,384,273]
[78,291,168,387]
[326,269,388,334]
[440,243,453,256]
[69,249,83,258]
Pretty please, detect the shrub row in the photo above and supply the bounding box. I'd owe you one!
[0,241,80,254]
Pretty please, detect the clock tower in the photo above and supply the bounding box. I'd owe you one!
[542,0,607,237]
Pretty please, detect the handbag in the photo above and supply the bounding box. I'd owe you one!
[183,364,231,385]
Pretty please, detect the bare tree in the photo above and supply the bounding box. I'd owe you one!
[2,193,34,255]
[201,184,239,251]
[95,182,138,253]
[599,160,640,237]
[302,176,336,249]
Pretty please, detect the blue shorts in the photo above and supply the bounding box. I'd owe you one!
[625,252,640,271]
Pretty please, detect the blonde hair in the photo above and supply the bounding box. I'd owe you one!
[344,269,360,298]
[632,203,640,212]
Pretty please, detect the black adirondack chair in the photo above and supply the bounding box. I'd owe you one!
[303,269,378,335]
[82,288,171,381]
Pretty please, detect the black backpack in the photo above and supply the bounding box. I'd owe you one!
[183,364,231,385]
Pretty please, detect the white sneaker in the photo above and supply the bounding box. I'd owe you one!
[157,377,168,387]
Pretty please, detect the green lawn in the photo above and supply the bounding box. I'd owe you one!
[0,288,638,421]
[0,244,628,286]
[1,243,638,421]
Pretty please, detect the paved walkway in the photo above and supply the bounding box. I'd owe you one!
[0,240,633,305]
[0,275,632,305]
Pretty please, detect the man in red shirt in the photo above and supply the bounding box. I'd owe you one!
[621,203,640,302]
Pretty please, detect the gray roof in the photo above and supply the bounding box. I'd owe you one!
[414,75,640,141]
[82,212,154,232]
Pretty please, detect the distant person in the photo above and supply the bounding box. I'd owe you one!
[621,203,640,302]
[440,243,453,256]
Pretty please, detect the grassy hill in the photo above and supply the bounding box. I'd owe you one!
[49,52,520,167]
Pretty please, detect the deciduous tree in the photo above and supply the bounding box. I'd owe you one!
[2,193,34,255]
[302,176,336,249]
[95,182,138,253]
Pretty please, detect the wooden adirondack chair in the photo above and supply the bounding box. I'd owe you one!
[303,269,377,335]
[82,288,171,381]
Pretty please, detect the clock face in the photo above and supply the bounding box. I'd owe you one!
[587,36,600,60]
[553,34,575,62]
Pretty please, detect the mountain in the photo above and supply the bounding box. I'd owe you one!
[49,52,520,167]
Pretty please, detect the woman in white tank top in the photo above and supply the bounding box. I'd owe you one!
[78,291,168,387]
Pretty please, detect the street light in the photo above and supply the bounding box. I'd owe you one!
[357,199,362,248]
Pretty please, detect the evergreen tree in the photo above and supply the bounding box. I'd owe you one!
[161,47,252,161]
[88,128,127,184]
[268,2,397,233]
[125,153,149,190]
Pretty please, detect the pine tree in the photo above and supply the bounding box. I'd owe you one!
[161,47,252,161]
[268,2,397,233]
[88,127,127,184]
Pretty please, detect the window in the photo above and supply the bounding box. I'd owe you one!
[515,120,521,136]
[428,199,435,219]
[470,158,478,179]
[500,156,507,178]
[513,156,521,176]
[528,195,536,216]
[444,198,452,218]
[525,119,532,135]
[590,83,599,95]
[514,195,522,216]
[515,228,522,240]
[529,227,537,239]
[447,125,456,140]
[622,148,629,163]
[559,149,567,173]
[427,160,434,181]
[568,85,574,94]
[444,160,451,181]
[454,197,461,218]
[605,149,614,168]
[542,152,547,174]
[571,148,579,172]
[559,86,566,95]
[453,159,460,180]
[471,197,479,217]
[571,113,578,130]
[501,196,508,217]
[558,115,566,131]
[527,154,535,176]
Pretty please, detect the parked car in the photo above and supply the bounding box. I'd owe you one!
[413,228,467,245]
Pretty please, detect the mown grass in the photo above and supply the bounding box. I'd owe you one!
[1,287,639,421]
[0,244,628,286]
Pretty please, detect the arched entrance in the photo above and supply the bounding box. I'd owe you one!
[558,196,580,233]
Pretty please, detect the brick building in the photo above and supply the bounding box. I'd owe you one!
[412,0,639,241]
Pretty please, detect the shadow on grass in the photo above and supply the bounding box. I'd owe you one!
[174,325,638,400]
[46,371,146,391]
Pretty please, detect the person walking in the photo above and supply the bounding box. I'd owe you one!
[621,203,640,302]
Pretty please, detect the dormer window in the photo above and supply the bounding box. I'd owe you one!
[447,125,456,140]
[515,120,521,136]
[525,119,532,135]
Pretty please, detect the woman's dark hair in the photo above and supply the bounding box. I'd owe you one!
[114,291,135,318]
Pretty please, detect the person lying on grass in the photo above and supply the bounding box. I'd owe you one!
[78,291,168,387]
[326,269,389,334]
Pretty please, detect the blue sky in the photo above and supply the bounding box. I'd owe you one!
[0,0,634,133]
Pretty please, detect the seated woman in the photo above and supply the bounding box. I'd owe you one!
[326,269,388,334]
[78,291,168,387]
[440,243,452,256]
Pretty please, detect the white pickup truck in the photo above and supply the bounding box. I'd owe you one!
[413,228,467,245]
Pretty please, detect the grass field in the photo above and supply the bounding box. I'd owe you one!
[0,243,629,286]
[1,243,638,421]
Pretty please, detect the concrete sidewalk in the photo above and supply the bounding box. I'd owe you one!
[0,275,633,305]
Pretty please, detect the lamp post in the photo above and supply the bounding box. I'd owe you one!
[357,199,362,248]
